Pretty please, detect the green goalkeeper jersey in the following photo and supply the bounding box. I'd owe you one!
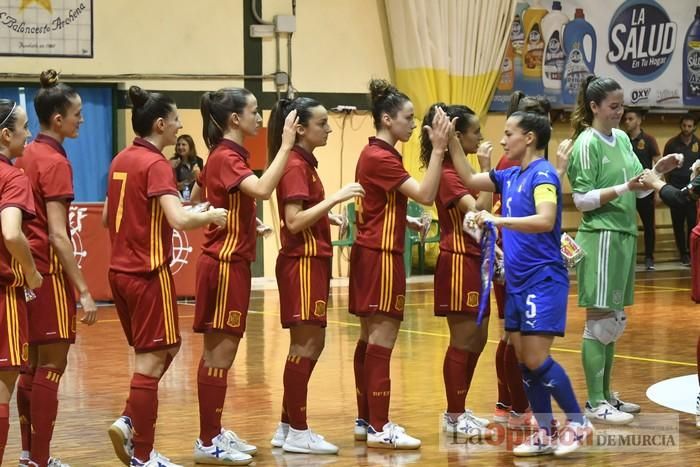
[567,128,643,235]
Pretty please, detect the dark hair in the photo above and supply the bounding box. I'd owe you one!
[34,69,79,126]
[507,91,551,117]
[175,134,197,159]
[623,107,646,119]
[419,103,477,168]
[267,96,322,162]
[571,75,622,140]
[0,99,19,131]
[128,86,176,137]
[680,112,697,126]
[200,88,253,150]
[368,79,410,131]
[510,111,551,151]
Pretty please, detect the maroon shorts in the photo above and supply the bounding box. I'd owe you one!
[349,245,405,320]
[434,250,487,317]
[27,272,76,345]
[193,254,250,337]
[276,254,330,328]
[494,281,506,320]
[109,266,180,353]
[0,286,28,369]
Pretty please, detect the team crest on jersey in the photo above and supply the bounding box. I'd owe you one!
[314,300,327,317]
[227,310,242,328]
[467,291,479,308]
[21,343,28,362]
[694,143,699,153]
[395,295,405,311]
[637,139,645,150]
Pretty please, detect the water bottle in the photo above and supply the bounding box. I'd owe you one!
[182,184,191,202]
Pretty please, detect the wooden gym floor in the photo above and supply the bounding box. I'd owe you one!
[5,268,699,466]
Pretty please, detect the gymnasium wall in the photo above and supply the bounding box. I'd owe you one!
[0,0,686,276]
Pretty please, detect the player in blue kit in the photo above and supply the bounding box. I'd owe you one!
[449,110,592,457]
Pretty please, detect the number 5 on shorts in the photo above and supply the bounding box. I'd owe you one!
[526,294,537,319]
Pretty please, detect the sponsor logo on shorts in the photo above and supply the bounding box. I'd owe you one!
[395,295,405,311]
[227,310,242,328]
[313,300,327,317]
[467,291,479,308]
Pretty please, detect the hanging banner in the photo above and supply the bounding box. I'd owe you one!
[490,0,697,110]
[0,0,93,57]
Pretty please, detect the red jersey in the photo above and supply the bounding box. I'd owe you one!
[199,139,256,262]
[0,155,36,286]
[354,137,410,254]
[492,155,520,215]
[276,146,331,257]
[106,138,179,274]
[15,134,74,274]
[436,160,480,256]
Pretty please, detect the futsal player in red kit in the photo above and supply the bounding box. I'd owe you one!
[420,103,496,440]
[105,86,227,467]
[0,99,42,465]
[15,70,98,467]
[266,96,365,454]
[189,87,297,465]
[350,79,451,449]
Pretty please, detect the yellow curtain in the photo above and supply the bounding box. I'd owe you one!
[384,0,516,267]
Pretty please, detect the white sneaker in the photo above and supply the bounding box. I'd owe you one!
[696,391,700,429]
[216,429,257,455]
[354,418,369,441]
[271,422,290,448]
[443,412,495,440]
[513,429,555,457]
[608,392,641,414]
[19,450,30,466]
[30,458,71,467]
[282,427,339,454]
[193,437,253,465]
[108,415,134,465]
[366,422,421,450]
[130,450,182,467]
[585,400,634,425]
[554,418,594,456]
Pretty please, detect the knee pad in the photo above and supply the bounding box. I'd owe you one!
[583,310,627,345]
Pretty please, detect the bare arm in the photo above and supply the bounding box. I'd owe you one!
[239,110,299,200]
[397,107,451,205]
[46,200,97,324]
[1,207,42,289]
[158,194,227,231]
[476,200,557,234]
[284,183,365,235]
[449,138,497,192]
[190,183,202,203]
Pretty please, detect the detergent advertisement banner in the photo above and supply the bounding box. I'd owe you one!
[490,0,700,110]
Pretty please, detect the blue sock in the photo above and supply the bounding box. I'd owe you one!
[519,364,554,434]
[532,356,584,424]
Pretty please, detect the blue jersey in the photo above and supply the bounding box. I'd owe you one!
[490,158,568,293]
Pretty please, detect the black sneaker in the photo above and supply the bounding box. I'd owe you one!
[645,258,655,271]
[682,254,691,266]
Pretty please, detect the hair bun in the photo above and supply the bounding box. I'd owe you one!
[369,78,397,105]
[39,69,60,88]
[128,85,150,109]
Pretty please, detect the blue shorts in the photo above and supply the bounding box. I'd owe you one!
[504,276,568,336]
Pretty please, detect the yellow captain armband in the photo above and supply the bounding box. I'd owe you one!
[534,184,558,206]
